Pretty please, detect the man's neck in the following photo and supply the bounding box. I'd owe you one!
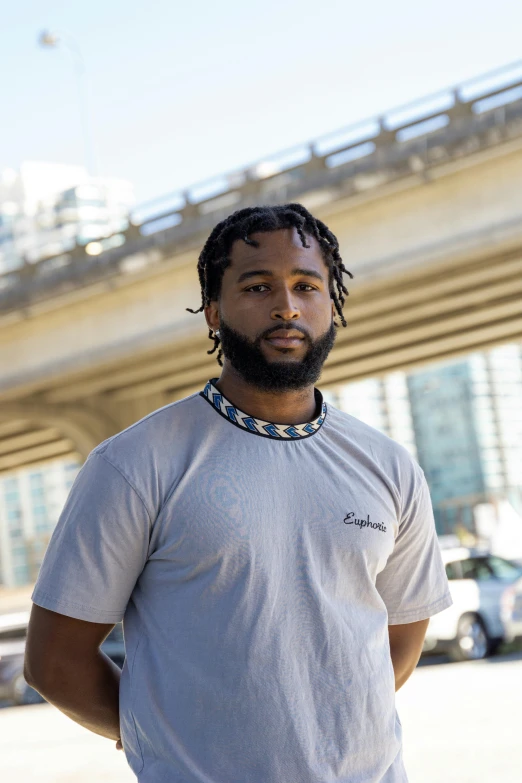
[213,366,320,424]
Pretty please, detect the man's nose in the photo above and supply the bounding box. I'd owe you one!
[271,287,300,320]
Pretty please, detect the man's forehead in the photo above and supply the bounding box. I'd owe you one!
[229,227,323,263]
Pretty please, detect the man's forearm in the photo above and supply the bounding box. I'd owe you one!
[27,650,122,741]
[388,618,430,692]
[389,644,416,691]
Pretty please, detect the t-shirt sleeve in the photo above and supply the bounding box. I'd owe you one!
[31,451,152,624]
[375,464,453,625]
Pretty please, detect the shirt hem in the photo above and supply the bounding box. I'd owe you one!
[31,588,124,624]
[386,591,453,625]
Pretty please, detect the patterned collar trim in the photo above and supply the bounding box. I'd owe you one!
[200,379,327,440]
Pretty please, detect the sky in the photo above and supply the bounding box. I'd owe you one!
[2,0,522,207]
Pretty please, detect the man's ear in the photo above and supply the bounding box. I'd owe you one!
[331,301,341,329]
[204,301,220,333]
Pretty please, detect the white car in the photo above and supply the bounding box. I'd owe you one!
[422,547,522,661]
[0,611,42,706]
[501,574,522,644]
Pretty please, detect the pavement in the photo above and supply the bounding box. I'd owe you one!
[0,650,521,782]
[396,649,522,783]
[0,701,133,782]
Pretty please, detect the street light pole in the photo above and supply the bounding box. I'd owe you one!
[38,30,97,176]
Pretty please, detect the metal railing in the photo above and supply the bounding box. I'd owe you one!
[2,60,522,314]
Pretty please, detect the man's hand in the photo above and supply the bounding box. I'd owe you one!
[116,739,123,751]
[388,618,430,691]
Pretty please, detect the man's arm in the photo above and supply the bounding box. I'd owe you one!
[388,618,430,692]
[24,604,122,742]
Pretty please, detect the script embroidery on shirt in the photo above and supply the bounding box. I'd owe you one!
[343,512,387,532]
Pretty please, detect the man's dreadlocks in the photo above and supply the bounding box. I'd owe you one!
[187,202,353,366]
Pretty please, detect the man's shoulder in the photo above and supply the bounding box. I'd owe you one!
[326,404,426,509]
[73,391,208,517]
[326,403,421,474]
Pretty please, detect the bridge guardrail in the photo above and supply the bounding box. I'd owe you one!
[2,61,522,314]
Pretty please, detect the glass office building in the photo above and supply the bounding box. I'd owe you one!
[407,345,522,534]
[0,458,80,587]
[0,162,134,274]
[407,360,486,534]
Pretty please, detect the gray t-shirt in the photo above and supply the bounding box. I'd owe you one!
[32,379,452,783]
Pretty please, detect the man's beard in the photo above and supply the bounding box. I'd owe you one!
[217,317,337,391]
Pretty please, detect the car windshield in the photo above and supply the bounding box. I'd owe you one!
[451,556,522,581]
[487,556,522,580]
[459,558,496,581]
[445,561,462,580]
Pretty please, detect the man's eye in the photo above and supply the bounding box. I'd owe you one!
[244,284,317,292]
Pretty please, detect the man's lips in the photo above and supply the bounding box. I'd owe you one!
[264,331,306,348]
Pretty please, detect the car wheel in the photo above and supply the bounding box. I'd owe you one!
[488,638,503,656]
[450,613,490,662]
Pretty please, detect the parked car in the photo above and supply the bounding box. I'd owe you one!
[422,547,522,661]
[0,611,42,706]
[0,610,125,707]
[102,621,126,668]
[500,574,522,644]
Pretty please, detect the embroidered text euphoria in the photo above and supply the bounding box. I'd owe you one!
[343,512,387,532]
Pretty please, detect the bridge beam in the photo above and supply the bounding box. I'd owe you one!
[0,402,118,472]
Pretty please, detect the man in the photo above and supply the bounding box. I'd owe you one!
[25,203,453,782]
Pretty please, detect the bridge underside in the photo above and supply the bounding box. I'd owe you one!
[0,419,76,474]
[4,63,522,473]
[1,239,521,474]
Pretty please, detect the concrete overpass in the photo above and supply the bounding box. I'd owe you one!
[1,62,522,473]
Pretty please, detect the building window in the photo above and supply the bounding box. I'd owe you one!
[12,547,27,567]
[65,461,80,489]
[9,529,23,539]
[32,505,48,524]
[13,564,30,586]
[3,477,19,493]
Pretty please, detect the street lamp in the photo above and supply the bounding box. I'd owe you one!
[38,30,97,176]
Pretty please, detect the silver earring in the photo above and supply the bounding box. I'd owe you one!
[215,329,220,338]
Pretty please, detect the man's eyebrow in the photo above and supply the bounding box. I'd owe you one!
[291,267,325,282]
[236,269,273,283]
[236,267,325,284]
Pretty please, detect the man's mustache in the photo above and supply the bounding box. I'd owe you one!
[259,325,310,342]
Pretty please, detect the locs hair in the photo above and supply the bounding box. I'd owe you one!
[186,203,354,366]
